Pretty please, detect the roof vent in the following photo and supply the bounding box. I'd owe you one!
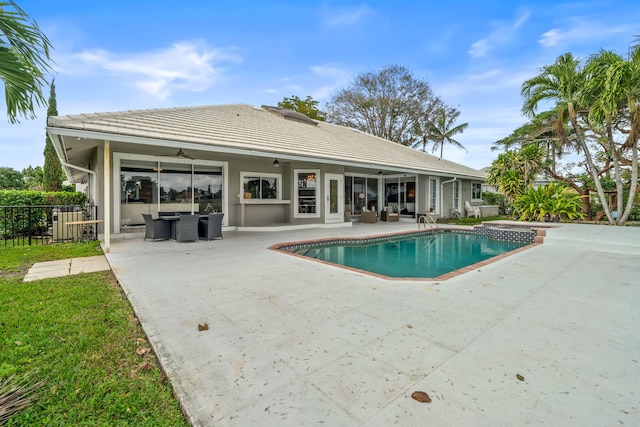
[262,105,318,126]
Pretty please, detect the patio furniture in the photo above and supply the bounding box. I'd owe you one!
[199,213,224,240]
[175,214,199,242]
[381,206,399,222]
[142,213,171,241]
[479,205,499,217]
[465,201,481,218]
[361,211,377,223]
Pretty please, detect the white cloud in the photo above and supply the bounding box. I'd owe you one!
[431,64,534,169]
[436,67,528,101]
[322,5,373,27]
[468,40,489,58]
[263,65,351,102]
[309,65,352,99]
[65,42,242,101]
[468,9,531,58]
[283,84,303,92]
[539,18,631,47]
[310,65,346,77]
[423,25,458,55]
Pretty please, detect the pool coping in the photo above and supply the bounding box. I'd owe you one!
[269,227,543,281]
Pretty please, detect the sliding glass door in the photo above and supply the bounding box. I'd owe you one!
[120,161,158,226]
[344,175,379,215]
[383,175,416,216]
[159,162,193,213]
[119,158,224,226]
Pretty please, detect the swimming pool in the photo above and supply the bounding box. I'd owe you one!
[275,230,533,280]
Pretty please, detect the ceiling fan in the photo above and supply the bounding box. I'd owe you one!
[175,149,193,159]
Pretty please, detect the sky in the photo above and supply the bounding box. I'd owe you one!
[1,0,638,171]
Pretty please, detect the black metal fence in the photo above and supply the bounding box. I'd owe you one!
[0,205,100,247]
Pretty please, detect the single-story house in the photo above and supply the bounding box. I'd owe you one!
[47,104,486,248]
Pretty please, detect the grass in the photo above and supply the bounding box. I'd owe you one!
[0,242,188,426]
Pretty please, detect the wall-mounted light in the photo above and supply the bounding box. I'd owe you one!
[378,170,383,175]
[273,159,280,167]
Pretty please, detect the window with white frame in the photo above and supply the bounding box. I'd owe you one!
[240,172,281,200]
[472,182,482,201]
[453,180,460,212]
[429,178,438,212]
[295,169,320,217]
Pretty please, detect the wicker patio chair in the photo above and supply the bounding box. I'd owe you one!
[199,213,224,240]
[175,214,199,242]
[142,213,171,241]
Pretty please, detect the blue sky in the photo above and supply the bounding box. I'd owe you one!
[1,0,638,171]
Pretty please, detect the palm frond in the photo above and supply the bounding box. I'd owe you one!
[0,0,53,123]
[0,374,47,424]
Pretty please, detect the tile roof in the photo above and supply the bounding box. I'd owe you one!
[47,103,486,179]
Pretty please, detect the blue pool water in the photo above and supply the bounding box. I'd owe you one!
[287,232,528,279]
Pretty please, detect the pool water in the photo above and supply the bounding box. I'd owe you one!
[288,232,528,279]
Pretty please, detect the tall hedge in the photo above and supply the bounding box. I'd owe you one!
[0,190,87,206]
[0,190,89,239]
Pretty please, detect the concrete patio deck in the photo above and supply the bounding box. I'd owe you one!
[105,221,640,426]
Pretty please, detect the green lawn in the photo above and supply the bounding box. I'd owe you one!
[0,242,188,426]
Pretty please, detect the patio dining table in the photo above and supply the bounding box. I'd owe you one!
[159,214,200,241]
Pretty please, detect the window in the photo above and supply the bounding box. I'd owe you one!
[295,170,320,217]
[241,172,281,200]
[429,178,438,212]
[472,182,482,201]
[344,175,379,215]
[453,180,460,212]
[194,166,223,213]
[115,153,227,230]
[159,162,193,208]
[383,175,415,215]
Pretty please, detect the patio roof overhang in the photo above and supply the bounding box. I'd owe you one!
[47,126,484,183]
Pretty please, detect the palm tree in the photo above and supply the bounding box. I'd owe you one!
[485,147,543,203]
[490,110,571,176]
[582,47,640,224]
[521,52,616,223]
[425,106,469,159]
[0,1,53,123]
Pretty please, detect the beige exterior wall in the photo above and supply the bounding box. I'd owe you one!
[93,145,484,232]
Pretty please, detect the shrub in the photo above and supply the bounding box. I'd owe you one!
[0,190,87,206]
[512,183,585,222]
[0,190,88,239]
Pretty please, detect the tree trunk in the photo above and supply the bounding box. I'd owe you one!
[568,103,614,224]
[619,143,638,224]
[620,98,640,224]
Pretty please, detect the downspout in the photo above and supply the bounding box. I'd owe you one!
[60,161,98,217]
[440,177,457,217]
[60,162,95,178]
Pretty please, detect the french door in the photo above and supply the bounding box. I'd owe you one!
[324,173,344,223]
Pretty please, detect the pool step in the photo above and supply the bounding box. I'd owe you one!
[297,247,322,258]
[306,248,322,258]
